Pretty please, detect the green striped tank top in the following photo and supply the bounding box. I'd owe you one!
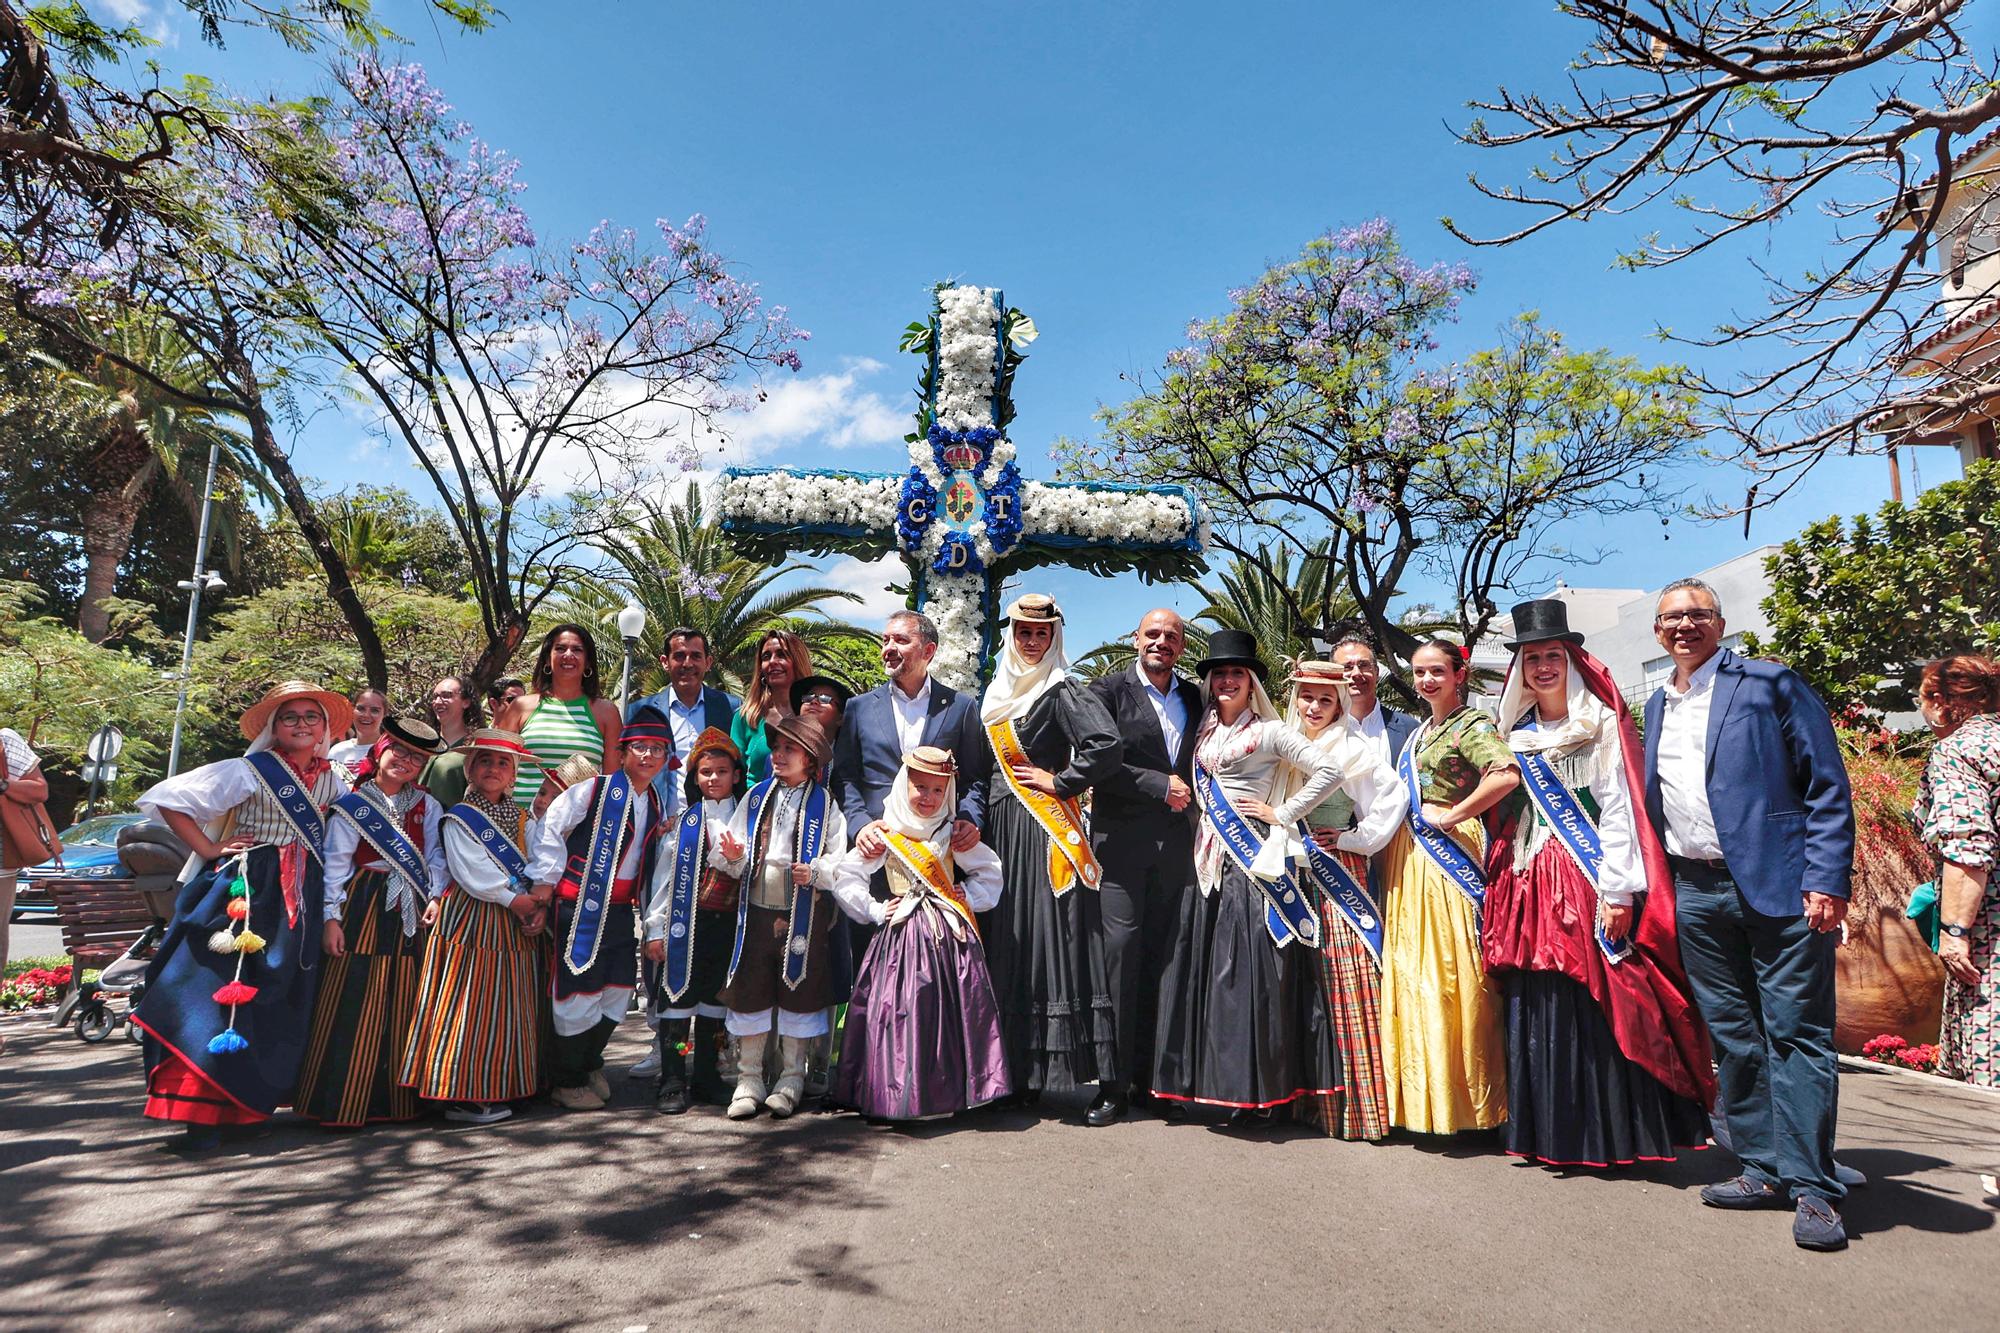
[512,694,605,805]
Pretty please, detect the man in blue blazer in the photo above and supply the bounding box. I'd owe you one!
[833,607,989,862]
[625,626,739,819]
[1642,577,1855,1252]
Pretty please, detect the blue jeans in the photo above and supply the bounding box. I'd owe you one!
[1673,862,1843,1202]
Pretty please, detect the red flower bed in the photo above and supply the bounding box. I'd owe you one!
[0,965,74,1011]
[1860,1033,1942,1072]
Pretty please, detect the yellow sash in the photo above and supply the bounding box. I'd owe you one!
[881,830,977,935]
[987,717,1101,895]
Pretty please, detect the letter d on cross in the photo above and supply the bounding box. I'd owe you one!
[946,542,970,569]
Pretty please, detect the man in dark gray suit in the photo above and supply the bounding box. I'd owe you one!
[1085,608,1202,1125]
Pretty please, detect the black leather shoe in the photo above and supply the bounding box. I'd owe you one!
[1085,1090,1128,1127]
[1227,1106,1273,1129]
[1157,1099,1189,1123]
[655,1079,691,1116]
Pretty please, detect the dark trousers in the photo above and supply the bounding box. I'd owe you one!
[551,1018,618,1089]
[1673,862,1843,1201]
[1098,828,1192,1095]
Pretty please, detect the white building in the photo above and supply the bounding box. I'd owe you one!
[1472,546,1778,705]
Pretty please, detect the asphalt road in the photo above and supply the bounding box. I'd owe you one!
[2,1020,1995,1332]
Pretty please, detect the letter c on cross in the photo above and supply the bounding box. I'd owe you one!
[907,497,929,524]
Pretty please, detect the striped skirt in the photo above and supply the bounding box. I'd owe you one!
[400,889,544,1103]
[297,869,424,1126]
[1297,849,1390,1141]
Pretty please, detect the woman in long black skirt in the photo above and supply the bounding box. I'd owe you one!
[1153,629,1346,1126]
[977,593,1123,1111]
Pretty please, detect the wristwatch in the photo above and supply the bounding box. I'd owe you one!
[1942,922,1973,940]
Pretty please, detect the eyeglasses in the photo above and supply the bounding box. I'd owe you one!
[1654,609,1719,627]
[625,741,668,758]
[274,710,323,727]
[800,692,841,707]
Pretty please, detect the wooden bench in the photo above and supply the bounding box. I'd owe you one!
[44,878,156,1028]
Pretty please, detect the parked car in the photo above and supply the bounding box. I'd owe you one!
[12,812,150,919]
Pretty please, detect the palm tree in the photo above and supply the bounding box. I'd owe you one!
[590,481,875,696]
[1073,539,1357,681]
[37,314,265,641]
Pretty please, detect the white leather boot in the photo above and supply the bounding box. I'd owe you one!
[727,1032,768,1120]
[764,1036,810,1118]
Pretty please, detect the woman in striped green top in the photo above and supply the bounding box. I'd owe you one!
[496,624,624,805]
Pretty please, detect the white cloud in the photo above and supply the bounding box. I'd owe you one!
[708,357,906,461]
[818,553,910,628]
[98,0,149,22]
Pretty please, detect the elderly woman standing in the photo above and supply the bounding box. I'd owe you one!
[1917,654,2000,1090]
[1377,639,1520,1135]
[132,682,353,1149]
[1153,630,1346,1125]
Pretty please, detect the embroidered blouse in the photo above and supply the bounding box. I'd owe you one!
[1192,711,1342,892]
[1407,706,1518,806]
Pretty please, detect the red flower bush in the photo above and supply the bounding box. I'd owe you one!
[0,965,74,1010]
[1861,1032,1942,1071]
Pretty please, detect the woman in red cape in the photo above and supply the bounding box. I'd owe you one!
[1483,600,1715,1167]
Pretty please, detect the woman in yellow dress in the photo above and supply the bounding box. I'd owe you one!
[1378,639,1520,1133]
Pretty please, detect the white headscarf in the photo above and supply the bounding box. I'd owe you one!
[980,615,1069,726]
[1496,644,1614,752]
[1277,674,1373,803]
[881,763,959,848]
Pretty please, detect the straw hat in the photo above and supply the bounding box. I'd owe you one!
[462,728,532,766]
[239,681,354,742]
[545,752,599,792]
[381,715,445,754]
[904,745,957,779]
[1004,592,1062,623]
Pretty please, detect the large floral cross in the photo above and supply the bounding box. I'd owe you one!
[717,284,1207,688]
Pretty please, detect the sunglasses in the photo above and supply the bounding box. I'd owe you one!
[800,692,842,707]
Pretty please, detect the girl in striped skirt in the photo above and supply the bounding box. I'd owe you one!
[297,717,449,1127]
[401,729,548,1125]
[1279,662,1408,1141]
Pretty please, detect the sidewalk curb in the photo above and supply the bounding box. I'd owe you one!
[1838,1053,2000,1100]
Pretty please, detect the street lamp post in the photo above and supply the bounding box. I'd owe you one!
[616,603,647,710]
[166,438,227,778]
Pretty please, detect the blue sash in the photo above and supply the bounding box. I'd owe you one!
[726,779,830,988]
[1397,735,1486,911]
[443,802,531,894]
[660,801,708,1001]
[1514,736,1633,965]
[330,790,430,935]
[244,751,327,863]
[562,772,635,977]
[1193,764,1319,950]
[1297,826,1384,962]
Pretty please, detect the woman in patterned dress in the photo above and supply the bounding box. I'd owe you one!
[1280,660,1407,1141]
[496,625,623,806]
[132,681,353,1150]
[401,729,548,1124]
[1377,639,1520,1135]
[296,716,449,1128]
[1916,654,2000,1090]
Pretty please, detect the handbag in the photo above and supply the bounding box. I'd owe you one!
[0,743,63,871]
[1905,879,1941,952]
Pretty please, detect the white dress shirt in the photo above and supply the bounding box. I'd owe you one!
[1347,700,1391,769]
[642,795,737,941]
[890,678,932,755]
[442,813,528,907]
[1136,664,1189,760]
[322,787,449,914]
[1654,651,1724,860]
[528,775,656,887]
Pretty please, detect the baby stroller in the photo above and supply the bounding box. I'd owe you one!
[67,821,189,1043]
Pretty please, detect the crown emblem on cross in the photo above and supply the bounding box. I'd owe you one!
[939,439,982,471]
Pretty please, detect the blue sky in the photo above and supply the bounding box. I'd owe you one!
[163,0,1937,663]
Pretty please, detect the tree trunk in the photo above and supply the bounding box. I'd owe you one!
[234,392,392,690]
[466,613,529,699]
[76,424,156,642]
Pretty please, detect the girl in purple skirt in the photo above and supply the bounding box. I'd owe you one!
[830,745,1010,1121]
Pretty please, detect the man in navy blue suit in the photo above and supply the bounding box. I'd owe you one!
[832,609,988,904]
[1642,577,1855,1252]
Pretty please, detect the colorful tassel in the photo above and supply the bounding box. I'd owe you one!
[212,981,258,1005]
[234,929,266,954]
[225,899,249,921]
[207,1029,249,1055]
[207,929,239,955]
[227,877,249,899]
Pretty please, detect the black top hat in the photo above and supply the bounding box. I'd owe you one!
[382,714,445,754]
[1194,628,1268,679]
[789,674,853,713]
[1503,599,1585,651]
